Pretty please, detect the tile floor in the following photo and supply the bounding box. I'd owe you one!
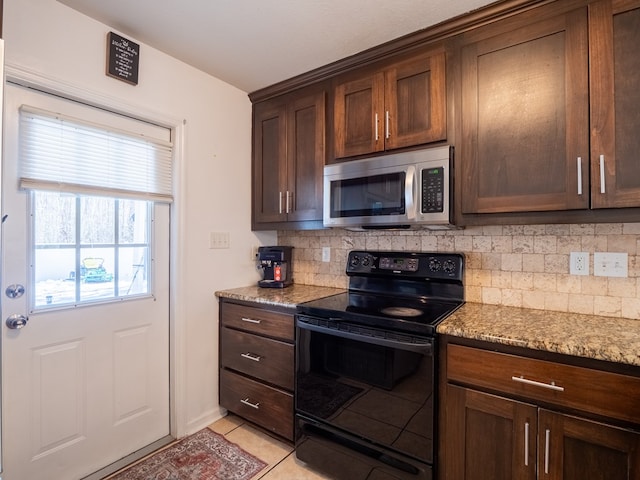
[208,414,332,479]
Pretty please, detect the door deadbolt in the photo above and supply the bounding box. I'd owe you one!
[6,314,29,329]
[6,284,26,299]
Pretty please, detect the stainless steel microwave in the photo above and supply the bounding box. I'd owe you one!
[323,145,454,229]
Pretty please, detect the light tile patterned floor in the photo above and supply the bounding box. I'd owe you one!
[208,414,333,479]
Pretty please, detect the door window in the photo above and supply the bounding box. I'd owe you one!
[32,191,152,310]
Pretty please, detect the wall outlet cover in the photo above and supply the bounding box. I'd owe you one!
[569,252,589,276]
[594,252,628,277]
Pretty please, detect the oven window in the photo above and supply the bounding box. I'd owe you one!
[296,326,434,463]
[330,172,405,218]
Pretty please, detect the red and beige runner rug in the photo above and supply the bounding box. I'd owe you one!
[109,428,267,480]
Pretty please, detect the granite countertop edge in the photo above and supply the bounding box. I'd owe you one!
[215,284,346,308]
[215,286,640,368]
[437,302,640,368]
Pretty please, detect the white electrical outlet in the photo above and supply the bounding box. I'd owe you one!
[569,252,589,276]
[594,252,628,277]
[322,246,331,262]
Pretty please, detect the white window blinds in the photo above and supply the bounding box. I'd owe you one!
[19,105,173,202]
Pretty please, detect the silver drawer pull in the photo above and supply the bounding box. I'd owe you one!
[241,317,261,324]
[240,352,261,362]
[511,375,564,392]
[241,398,260,409]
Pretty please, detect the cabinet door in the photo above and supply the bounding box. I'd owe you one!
[334,72,385,158]
[460,9,590,214]
[384,51,446,150]
[590,0,640,208]
[253,99,288,223]
[445,385,537,480]
[539,409,640,479]
[286,91,325,222]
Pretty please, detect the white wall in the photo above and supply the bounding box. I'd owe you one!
[3,0,277,435]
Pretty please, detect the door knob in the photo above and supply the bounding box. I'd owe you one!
[6,314,28,329]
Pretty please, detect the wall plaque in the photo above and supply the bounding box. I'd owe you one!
[106,32,139,85]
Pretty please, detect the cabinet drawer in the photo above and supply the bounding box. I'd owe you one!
[447,344,640,425]
[220,302,294,341]
[220,327,294,390]
[220,369,293,440]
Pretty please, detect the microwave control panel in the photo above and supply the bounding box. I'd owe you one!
[421,167,444,213]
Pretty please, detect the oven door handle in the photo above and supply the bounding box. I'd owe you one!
[297,320,433,355]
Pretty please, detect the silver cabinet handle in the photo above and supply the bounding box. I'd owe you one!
[278,191,283,214]
[524,421,530,466]
[374,113,379,141]
[6,314,29,329]
[285,190,291,214]
[241,398,260,409]
[599,155,606,193]
[385,110,390,139]
[544,428,551,474]
[577,157,583,195]
[240,352,261,362]
[511,375,564,392]
[241,317,261,324]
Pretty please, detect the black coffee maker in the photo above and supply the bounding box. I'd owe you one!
[257,246,293,288]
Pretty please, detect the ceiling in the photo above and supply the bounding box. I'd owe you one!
[58,0,496,93]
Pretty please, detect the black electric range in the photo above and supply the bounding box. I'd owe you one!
[295,250,465,480]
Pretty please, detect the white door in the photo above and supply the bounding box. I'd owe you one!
[1,84,171,480]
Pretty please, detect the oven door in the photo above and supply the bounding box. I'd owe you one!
[295,315,435,480]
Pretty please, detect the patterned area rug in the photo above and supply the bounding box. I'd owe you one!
[110,428,267,480]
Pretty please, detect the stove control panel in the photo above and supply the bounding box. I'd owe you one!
[347,251,464,281]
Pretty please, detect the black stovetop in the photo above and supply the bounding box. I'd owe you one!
[297,291,462,336]
[297,251,465,337]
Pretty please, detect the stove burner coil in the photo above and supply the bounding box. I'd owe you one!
[380,306,424,318]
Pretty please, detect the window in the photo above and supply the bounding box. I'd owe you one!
[19,104,172,311]
[33,192,151,308]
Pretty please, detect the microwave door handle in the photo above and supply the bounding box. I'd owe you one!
[405,165,416,218]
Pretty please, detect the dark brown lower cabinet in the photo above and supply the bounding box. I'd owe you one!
[218,299,295,441]
[445,386,537,480]
[540,409,640,480]
[445,386,640,479]
[442,342,640,479]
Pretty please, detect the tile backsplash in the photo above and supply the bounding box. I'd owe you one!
[279,223,640,320]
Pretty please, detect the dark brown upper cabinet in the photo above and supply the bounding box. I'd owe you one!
[460,6,590,215]
[460,0,640,217]
[333,49,446,160]
[252,87,326,230]
[589,0,640,208]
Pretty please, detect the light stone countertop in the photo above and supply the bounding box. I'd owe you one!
[215,284,345,309]
[437,302,640,367]
[215,285,640,368]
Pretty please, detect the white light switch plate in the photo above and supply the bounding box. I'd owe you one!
[209,231,230,249]
[594,252,628,277]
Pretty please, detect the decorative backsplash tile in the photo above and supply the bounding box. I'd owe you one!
[279,223,640,320]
